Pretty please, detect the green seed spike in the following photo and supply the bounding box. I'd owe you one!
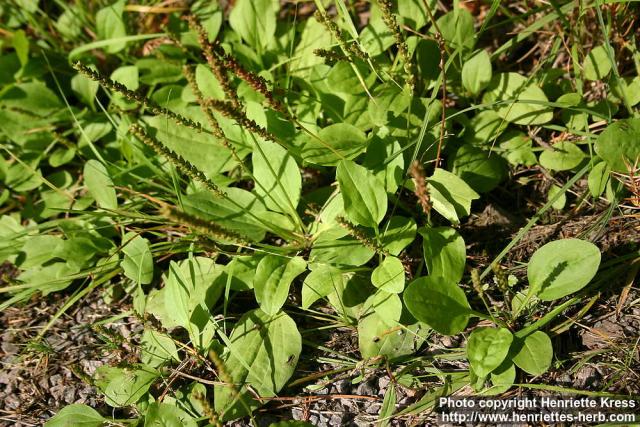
[73,62,204,131]
[471,268,483,297]
[314,10,369,62]
[159,205,248,245]
[336,216,389,256]
[314,48,350,64]
[128,124,225,198]
[376,0,416,91]
[492,263,508,291]
[192,392,222,427]
[205,99,278,143]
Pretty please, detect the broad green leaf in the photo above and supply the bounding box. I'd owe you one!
[361,290,402,321]
[420,227,466,284]
[81,121,112,144]
[71,72,99,109]
[466,327,513,378]
[464,109,508,144]
[94,365,159,407]
[45,404,105,427]
[435,9,475,54]
[84,160,117,210]
[53,235,111,270]
[327,61,367,95]
[96,0,127,53]
[594,118,640,172]
[221,255,262,291]
[18,235,63,269]
[186,384,209,421]
[183,189,278,242]
[483,72,553,125]
[0,160,43,193]
[558,92,588,131]
[358,309,427,359]
[337,159,387,228]
[302,265,344,309]
[18,262,80,295]
[539,141,585,171]
[371,256,405,293]
[556,92,582,108]
[40,190,73,218]
[380,216,417,256]
[481,361,516,395]
[499,131,536,166]
[144,288,180,330]
[450,144,507,193]
[254,255,306,315]
[121,233,153,285]
[289,19,333,78]
[137,58,182,85]
[587,161,610,197]
[583,45,612,81]
[195,63,224,99]
[398,0,432,29]
[140,329,179,367]
[310,227,376,267]
[403,276,471,336]
[363,136,405,192]
[49,146,76,168]
[611,76,640,107]
[327,273,376,322]
[165,261,197,330]
[110,65,138,108]
[215,310,301,420]
[527,238,601,301]
[511,331,553,375]
[164,257,224,348]
[144,115,237,178]
[225,255,261,291]
[462,50,492,95]
[4,159,42,192]
[55,9,83,40]
[511,290,538,315]
[0,81,62,116]
[359,12,396,57]
[427,168,479,224]
[144,402,198,427]
[415,39,441,84]
[252,139,301,216]
[0,53,20,86]
[0,215,25,263]
[548,184,566,210]
[229,0,277,52]
[12,30,29,68]
[301,123,368,166]
[367,85,411,128]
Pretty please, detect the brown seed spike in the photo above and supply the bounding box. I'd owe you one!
[409,160,431,216]
[183,15,242,110]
